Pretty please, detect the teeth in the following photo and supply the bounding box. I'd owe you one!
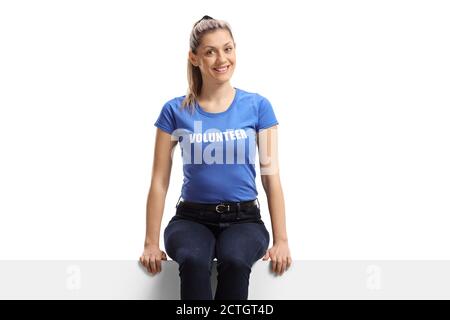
[214,66,228,72]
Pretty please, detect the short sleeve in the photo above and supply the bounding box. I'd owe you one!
[257,96,279,131]
[154,102,176,134]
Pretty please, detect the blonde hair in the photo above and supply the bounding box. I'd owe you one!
[181,16,235,113]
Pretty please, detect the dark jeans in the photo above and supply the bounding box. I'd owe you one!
[163,199,270,300]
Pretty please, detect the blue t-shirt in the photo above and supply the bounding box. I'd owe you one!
[154,87,279,203]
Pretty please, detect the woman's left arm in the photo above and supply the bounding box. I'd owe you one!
[257,125,292,275]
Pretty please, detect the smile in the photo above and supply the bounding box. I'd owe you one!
[213,65,230,73]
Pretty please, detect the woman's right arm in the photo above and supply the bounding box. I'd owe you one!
[140,128,178,274]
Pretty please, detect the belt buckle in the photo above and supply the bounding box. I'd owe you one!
[215,203,230,213]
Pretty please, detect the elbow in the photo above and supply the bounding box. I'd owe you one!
[260,175,271,193]
[261,176,269,192]
[150,175,170,195]
[260,173,281,193]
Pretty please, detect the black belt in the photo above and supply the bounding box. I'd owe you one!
[177,198,259,213]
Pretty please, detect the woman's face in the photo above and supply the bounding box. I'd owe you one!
[189,29,236,84]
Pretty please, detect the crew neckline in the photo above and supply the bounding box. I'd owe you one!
[195,87,239,117]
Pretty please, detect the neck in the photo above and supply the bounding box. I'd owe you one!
[198,82,234,103]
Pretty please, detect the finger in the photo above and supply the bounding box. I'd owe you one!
[149,257,157,274]
[262,251,269,261]
[157,254,165,272]
[276,258,283,275]
[272,258,278,273]
[146,257,152,270]
[147,257,153,271]
[156,259,161,273]
[162,252,167,260]
[140,256,148,268]
[280,259,288,275]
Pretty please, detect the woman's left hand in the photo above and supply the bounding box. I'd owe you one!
[262,240,292,275]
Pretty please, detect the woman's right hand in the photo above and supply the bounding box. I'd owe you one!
[139,244,167,275]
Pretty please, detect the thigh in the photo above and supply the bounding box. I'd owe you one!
[163,217,216,262]
[216,222,270,263]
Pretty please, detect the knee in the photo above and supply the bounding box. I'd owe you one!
[218,256,251,273]
[178,253,212,273]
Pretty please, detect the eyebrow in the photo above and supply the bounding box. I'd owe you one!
[203,41,233,49]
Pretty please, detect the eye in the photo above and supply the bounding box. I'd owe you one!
[225,47,233,52]
[206,50,214,55]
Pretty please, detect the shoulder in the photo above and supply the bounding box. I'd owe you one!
[158,94,192,117]
[238,89,278,130]
[161,94,186,110]
[236,87,264,100]
[155,94,189,133]
[235,87,270,109]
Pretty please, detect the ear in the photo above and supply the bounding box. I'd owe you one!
[188,51,199,67]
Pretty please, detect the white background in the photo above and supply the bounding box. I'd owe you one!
[0,0,449,260]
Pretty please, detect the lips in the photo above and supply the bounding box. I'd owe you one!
[213,65,230,73]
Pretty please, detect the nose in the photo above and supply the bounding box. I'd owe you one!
[216,51,227,63]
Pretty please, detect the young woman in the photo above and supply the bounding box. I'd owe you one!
[139,15,291,300]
